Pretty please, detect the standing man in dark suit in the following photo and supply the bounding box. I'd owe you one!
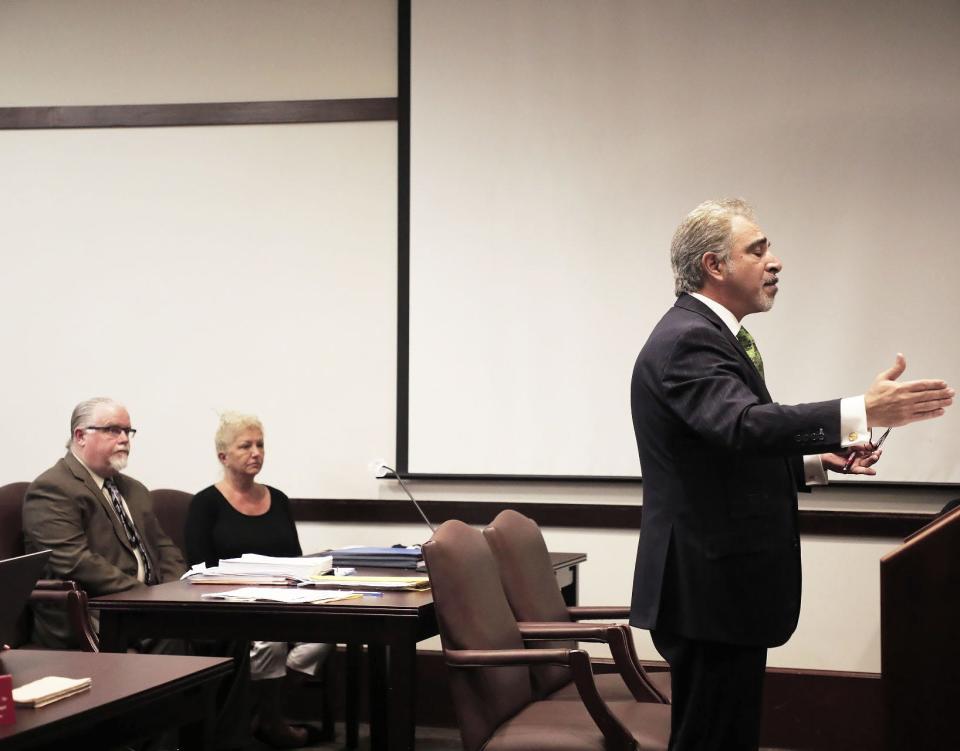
[629,199,954,750]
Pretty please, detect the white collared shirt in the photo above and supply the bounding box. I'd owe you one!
[71,450,147,582]
[689,293,870,485]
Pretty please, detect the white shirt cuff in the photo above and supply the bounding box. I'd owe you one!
[840,395,870,447]
[803,454,828,486]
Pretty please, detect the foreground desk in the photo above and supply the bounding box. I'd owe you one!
[92,552,586,751]
[0,650,231,751]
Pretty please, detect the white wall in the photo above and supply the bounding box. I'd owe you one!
[408,0,960,481]
[0,0,396,104]
[3,0,954,674]
[0,1,399,499]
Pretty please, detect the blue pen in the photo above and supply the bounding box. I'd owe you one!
[363,592,384,597]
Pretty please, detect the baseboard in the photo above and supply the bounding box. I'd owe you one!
[757,666,881,750]
[290,649,882,751]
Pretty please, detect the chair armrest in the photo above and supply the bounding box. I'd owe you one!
[567,605,630,620]
[524,621,667,704]
[68,589,100,652]
[445,647,573,668]
[564,605,670,697]
[28,585,99,653]
[34,579,80,591]
[28,588,76,604]
[517,620,621,642]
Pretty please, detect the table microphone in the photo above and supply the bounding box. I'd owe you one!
[377,464,436,533]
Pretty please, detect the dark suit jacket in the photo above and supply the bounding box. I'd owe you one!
[22,452,186,647]
[629,294,843,647]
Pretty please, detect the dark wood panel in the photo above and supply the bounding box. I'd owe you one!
[881,508,960,750]
[799,510,928,538]
[0,98,397,129]
[400,472,960,489]
[760,667,882,751]
[289,497,932,538]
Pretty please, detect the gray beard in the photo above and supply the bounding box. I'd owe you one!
[108,453,129,472]
[725,257,775,313]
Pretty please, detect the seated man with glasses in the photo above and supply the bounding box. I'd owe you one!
[22,397,251,749]
[22,396,185,647]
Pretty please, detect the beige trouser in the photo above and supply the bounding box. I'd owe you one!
[249,640,333,680]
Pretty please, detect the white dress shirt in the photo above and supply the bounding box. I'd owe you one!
[71,450,147,582]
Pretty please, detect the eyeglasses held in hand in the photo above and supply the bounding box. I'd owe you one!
[842,427,891,472]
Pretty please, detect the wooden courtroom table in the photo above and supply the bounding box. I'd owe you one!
[0,649,232,751]
[91,552,587,751]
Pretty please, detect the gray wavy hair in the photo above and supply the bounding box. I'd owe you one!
[66,397,122,449]
[215,412,264,454]
[670,198,756,296]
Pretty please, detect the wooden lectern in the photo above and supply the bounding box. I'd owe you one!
[881,505,960,750]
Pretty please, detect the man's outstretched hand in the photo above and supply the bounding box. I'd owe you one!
[822,447,882,475]
[865,354,954,428]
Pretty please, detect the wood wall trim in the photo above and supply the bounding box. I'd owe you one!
[0,98,398,129]
[398,472,960,489]
[395,0,412,472]
[290,497,931,538]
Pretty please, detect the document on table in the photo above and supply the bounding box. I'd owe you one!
[182,553,333,584]
[306,575,431,591]
[13,676,92,707]
[200,587,362,604]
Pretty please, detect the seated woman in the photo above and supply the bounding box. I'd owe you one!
[184,412,331,749]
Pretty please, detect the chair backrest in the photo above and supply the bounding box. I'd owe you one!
[150,488,192,556]
[0,482,29,561]
[422,520,534,751]
[1,482,100,652]
[483,508,576,696]
[0,482,32,646]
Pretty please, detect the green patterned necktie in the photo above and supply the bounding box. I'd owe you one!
[736,326,765,380]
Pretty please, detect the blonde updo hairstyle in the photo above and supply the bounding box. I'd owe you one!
[215,411,264,461]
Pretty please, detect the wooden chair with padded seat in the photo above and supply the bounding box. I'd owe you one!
[423,519,671,751]
[0,481,99,651]
[483,508,672,704]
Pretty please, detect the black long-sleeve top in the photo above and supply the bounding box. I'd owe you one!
[184,484,302,567]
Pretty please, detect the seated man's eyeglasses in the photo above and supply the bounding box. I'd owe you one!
[84,425,137,438]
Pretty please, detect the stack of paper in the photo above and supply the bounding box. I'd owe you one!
[13,676,91,707]
[307,575,431,591]
[199,587,362,604]
[182,554,333,585]
[329,546,425,570]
